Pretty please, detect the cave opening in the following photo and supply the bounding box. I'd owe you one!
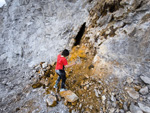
[73,22,86,46]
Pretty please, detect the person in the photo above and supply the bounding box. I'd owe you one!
[54,49,76,92]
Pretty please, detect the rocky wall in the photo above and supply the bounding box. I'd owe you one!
[0,0,94,112]
[1,0,150,112]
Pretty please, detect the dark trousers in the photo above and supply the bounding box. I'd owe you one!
[55,70,66,88]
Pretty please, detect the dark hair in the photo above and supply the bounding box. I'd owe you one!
[61,49,69,57]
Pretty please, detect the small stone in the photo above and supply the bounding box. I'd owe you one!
[111,94,116,102]
[139,97,144,101]
[32,70,36,74]
[60,90,79,103]
[127,77,133,84]
[112,102,117,107]
[64,99,68,106]
[72,101,77,106]
[94,89,99,97]
[42,62,48,69]
[32,82,43,89]
[140,76,150,84]
[102,95,106,104]
[119,109,125,113]
[138,102,150,113]
[84,86,87,90]
[115,109,119,113]
[78,103,82,109]
[46,65,51,70]
[89,105,93,110]
[134,85,141,92]
[34,64,41,71]
[109,108,115,113]
[40,69,44,76]
[84,74,89,78]
[46,95,57,107]
[125,87,139,99]
[45,78,49,86]
[123,102,128,111]
[139,86,149,95]
[86,84,89,89]
[148,96,150,100]
[40,77,45,84]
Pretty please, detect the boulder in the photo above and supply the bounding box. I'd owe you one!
[60,90,79,103]
[127,77,133,84]
[139,86,149,95]
[46,95,57,107]
[140,76,150,85]
[125,87,139,99]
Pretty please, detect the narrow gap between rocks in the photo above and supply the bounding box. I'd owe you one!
[73,22,86,47]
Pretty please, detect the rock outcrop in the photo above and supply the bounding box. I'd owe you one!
[0,0,94,112]
[0,0,150,113]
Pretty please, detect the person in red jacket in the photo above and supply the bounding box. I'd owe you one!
[54,49,76,91]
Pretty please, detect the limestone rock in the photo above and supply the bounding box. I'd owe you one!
[94,89,99,97]
[140,76,150,85]
[46,95,57,107]
[60,90,79,103]
[127,77,133,84]
[111,94,116,102]
[84,74,89,78]
[125,87,139,99]
[109,108,116,113]
[102,95,106,104]
[130,103,143,113]
[78,103,82,109]
[139,86,149,95]
[34,64,41,71]
[138,102,150,113]
[42,62,48,69]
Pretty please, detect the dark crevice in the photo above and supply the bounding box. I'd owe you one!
[73,22,86,46]
[136,1,143,9]
[101,0,122,16]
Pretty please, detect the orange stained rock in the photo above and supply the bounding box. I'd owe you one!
[69,46,86,61]
[60,90,79,103]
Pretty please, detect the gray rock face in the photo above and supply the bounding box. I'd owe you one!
[91,0,150,82]
[0,0,94,112]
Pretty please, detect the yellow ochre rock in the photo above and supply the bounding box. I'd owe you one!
[60,90,79,103]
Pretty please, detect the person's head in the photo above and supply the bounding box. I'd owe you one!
[61,49,69,57]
